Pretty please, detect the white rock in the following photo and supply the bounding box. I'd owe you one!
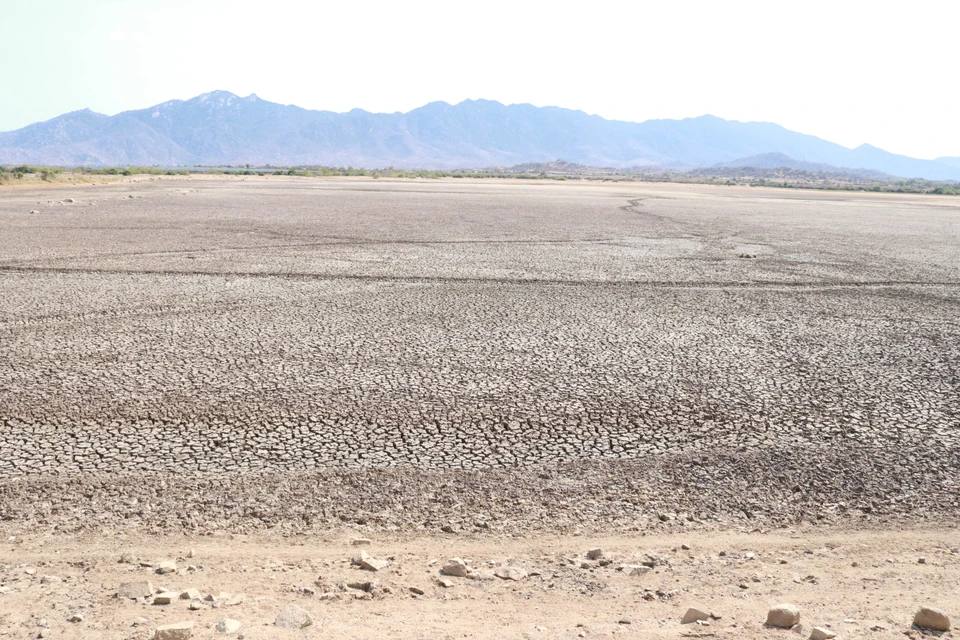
[216,618,242,634]
[154,621,194,640]
[359,557,389,572]
[157,561,177,574]
[350,538,372,546]
[153,592,179,605]
[810,626,837,640]
[180,588,202,601]
[767,604,801,628]
[914,607,950,632]
[275,605,313,629]
[621,564,651,576]
[494,566,528,581]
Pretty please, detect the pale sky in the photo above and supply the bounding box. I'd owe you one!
[2,0,958,159]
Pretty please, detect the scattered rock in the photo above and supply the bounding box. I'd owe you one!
[40,575,60,584]
[187,601,203,611]
[810,626,837,640]
[441,558,468,577]
[767,604,801,628]
[409,586,425,595]
[359,557,389,572]
[275,605,313,629]
[153,592,179,605]
[620,564,651,576]
[347,581,375,592]
[586,548,603,560]
[216,618,241,634]
[118,581,155,599]
[154,621,195,640]
[495,566,528,581]
[619,616,633,625]
[350,538,372,546]
[68,612,85,623]
[913,607,950,632]
[224,594,244,606]
[180,588,202,601]
[156,561,177,575]
[682,608,711,624]
[437,577,455,588]
[131,617,149,627]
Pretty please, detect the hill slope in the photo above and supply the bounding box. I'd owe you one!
[1,91,958,179]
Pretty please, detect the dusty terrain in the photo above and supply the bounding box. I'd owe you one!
[0,176,958,637]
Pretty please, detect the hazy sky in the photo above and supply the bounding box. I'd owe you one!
[2,0,958,159]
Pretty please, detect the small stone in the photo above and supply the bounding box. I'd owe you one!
[918,557,926,564]
[153,592,179,605]
[187,601,202,611]
[913,607,950,632]
[619,616,632,625]
[29,210,39,214]
[154,621,194,640]
[275,605,313,629]
[131,617,149,627]
[40,575,61,584]
[437,577,455,588]
[350,538,372,546]
[347,581,374,592]
[409,586,425,595]
[118,581,155,599]
[681,544,691,551]
[180,588,202,601]
[793,624,807,635]
[620,564,651,576]
[441,558,468,577]
[68,612,85,623]
[586,548,603,560]
[810,626,837,640]
[767,604,801,628]
[187,549,196,559]
[359,557,389,572]
[682,608,711,624]
[494,566,528,581]
[224,594,244,606]
[156,561,177,575]
[216,618,241,634]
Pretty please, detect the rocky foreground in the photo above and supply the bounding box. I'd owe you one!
[0,524,956,639]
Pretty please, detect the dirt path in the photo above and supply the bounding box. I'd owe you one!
[0,525,956,639]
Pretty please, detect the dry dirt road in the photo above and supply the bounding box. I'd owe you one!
[0,525,957,640]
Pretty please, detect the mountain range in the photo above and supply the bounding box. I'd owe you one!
[1,91,958,180]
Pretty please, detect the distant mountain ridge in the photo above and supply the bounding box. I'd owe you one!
[1,91,958,180]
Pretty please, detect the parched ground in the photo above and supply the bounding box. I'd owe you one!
[0,176,958,637]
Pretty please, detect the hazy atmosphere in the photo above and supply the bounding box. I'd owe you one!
[2,0,958,160]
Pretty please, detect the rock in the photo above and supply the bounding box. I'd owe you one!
[682,608,711,624]
[187,549,196,558]
[224,594,244,606]
[767,604,801,628]
[359,557,389,572]
[619,616,633,624]
[40,575,61,584]
[131,617,149,627]
[586,548,603,560]
[620,564,651,576]
[810,626,837,640]
[350,538,372,546]
[793,624,807,635]
[494,566,528,581]
[29,210,39,214]
[913,607,950,632]
[275,605,313,629]
[437,577,455,588]
[409,586,425,595]
[468,570,496,581]
[68,612,85,622]
[156,561,177,574]
[681,544,691,551]
[441,558,468,577]
[153,592,179,605]
[180,588,202,601]
[187,601,202,611]
[154,621,195,640]
[118,581,155,599]
[216,618,241,634]
[347,581,375,592]
[63,198,76,203]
